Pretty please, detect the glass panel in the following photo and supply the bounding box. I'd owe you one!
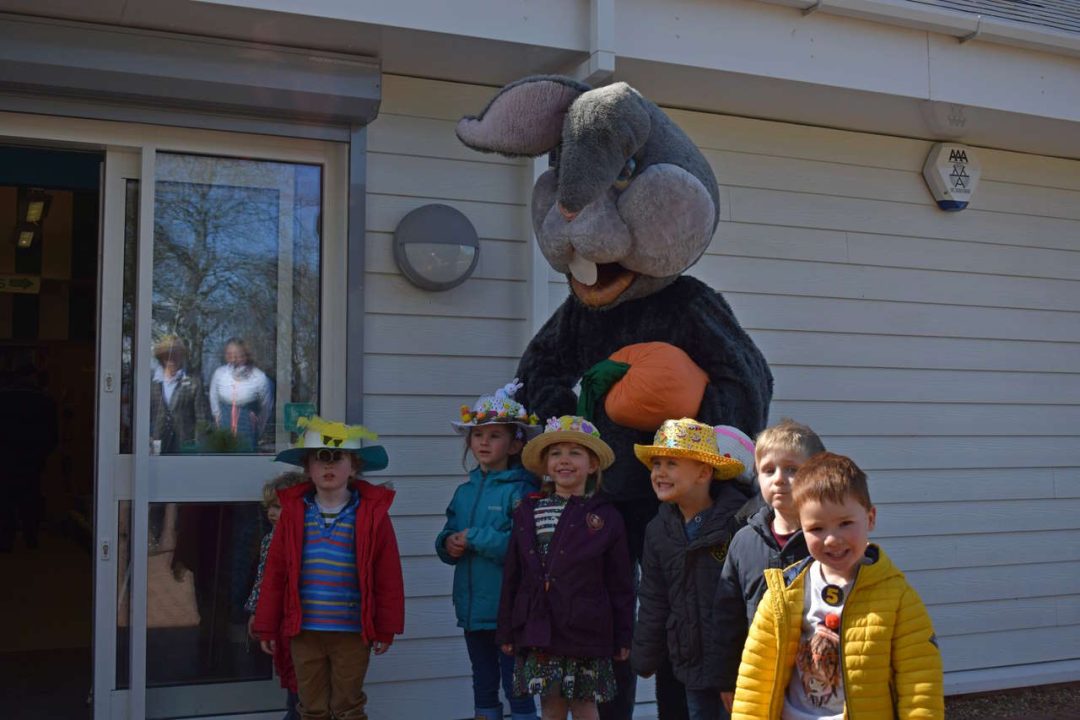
[150,154,321,455]
[119,179,138,454]
[116,500,131,688]
[117,502,273,690]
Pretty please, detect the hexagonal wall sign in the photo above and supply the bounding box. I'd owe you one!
[923,143,981,211]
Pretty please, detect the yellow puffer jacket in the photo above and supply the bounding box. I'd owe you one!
[732,545,943,720]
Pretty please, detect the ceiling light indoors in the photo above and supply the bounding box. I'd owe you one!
[22,188,51,224]
[15,228,35,248]
[12,187,51,249]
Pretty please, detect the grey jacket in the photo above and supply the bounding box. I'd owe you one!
[713,503,810,690]
[632,482,757,689]
[150,372,210,453]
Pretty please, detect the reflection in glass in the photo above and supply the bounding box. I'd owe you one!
[116,500,132,689]
[151,154,321,454]
[116,502,271,689]
[207,336,273,452]
[119,180,138,454]
[151,334,211,454]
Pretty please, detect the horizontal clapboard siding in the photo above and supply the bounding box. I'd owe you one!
[362,75,534,718]
[361,74,1079,715]
[676,107,1080,685]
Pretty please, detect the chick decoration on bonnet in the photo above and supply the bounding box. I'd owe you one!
[451,378,542,441]
[274,415,388,471]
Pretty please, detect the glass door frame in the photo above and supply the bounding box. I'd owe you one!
[0,111,349,720]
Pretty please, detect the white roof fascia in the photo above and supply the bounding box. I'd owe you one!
[758,0,1080,58]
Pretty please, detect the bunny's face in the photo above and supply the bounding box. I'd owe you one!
[457,77,720,309]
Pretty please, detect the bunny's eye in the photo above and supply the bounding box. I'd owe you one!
[613,157,637,191]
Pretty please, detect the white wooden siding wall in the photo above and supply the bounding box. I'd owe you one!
[364,74,1079,715]
[547,106,1080,693]
[362,75,532,717]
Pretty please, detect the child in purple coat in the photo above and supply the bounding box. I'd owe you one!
[498,416,635,720]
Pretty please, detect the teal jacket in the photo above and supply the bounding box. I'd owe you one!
[435,465,538,630]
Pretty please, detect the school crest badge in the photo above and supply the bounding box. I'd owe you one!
[586,513,604,533]
[710,540,730,564]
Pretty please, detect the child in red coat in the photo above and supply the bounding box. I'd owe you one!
[253,417,404,720]
[246,471,305,718]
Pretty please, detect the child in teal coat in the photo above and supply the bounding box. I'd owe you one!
[436,380,541,720]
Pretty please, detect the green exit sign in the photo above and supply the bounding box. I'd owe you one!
[0,275,40,294]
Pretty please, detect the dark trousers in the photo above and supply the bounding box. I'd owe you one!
[685,687,728,720]
[0,473,42,550]
[596,496,688,720]
[465,629,536,716]
[284,691,300,720]
[656,662,689,720]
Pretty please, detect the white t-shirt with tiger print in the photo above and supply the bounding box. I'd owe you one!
[782,561,851,720]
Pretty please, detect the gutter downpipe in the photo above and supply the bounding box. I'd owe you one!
[570,0,615,86]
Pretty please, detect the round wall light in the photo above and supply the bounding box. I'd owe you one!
[393,204,480,291]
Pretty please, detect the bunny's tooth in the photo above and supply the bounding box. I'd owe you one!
[568,253,598,286]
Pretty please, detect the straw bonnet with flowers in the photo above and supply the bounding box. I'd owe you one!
[634,418,744,480]
[521,415,615,477]
[451,378,541,440]
[274,415,388,471]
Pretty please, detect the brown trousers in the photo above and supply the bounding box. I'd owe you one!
[291,630,372,720]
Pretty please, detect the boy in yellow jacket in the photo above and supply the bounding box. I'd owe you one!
[732,452,943,720]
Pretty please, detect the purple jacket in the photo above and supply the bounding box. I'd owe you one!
[497,492,634,658]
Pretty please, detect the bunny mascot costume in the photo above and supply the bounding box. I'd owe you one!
[457,76,773,720]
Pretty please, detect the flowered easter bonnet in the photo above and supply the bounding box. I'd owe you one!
[274,415,388,472]
[713,424,756,485]
[521,415,615,477]
[633,417,744,480]
[451,378,542,441]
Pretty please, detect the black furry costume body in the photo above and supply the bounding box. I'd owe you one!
[517,275,773,502]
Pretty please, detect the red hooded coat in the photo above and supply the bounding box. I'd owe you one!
[253,479,405,645]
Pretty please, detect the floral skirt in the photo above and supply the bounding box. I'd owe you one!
[512,650,617,702]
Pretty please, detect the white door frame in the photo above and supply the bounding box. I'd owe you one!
[0,111,348,720]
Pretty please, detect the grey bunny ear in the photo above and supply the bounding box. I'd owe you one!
[456,75,591,158]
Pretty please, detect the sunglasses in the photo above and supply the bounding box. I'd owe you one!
[310,448,348,463]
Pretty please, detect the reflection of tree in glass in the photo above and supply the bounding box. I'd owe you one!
[151,155,322,444]
[290,165,322,406]
[120,180,139,453]
[153,159,277,384]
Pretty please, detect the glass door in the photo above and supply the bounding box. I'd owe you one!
[93,146,138,720]
[87,125,347,719]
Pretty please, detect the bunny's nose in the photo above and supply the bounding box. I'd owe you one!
[557,203,579,222]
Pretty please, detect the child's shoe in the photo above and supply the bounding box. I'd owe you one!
[474,707,502,720]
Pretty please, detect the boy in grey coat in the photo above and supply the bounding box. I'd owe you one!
[712,418,825,712]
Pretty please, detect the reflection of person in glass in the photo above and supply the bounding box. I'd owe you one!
[151,335,209,454]
[208,337,274,451]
